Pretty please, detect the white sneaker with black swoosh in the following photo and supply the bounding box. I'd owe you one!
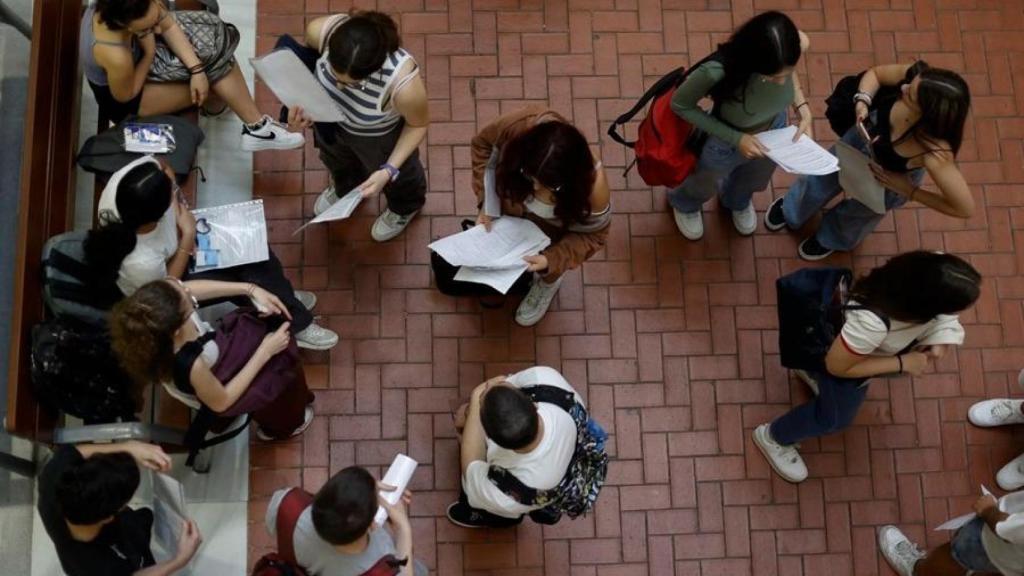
[241,115,305,151]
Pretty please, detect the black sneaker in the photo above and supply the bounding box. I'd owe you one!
[764,196,788,232]
[798,236,834,261]
[445,501,522,528]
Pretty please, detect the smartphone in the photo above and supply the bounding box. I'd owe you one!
[856,120,877,161]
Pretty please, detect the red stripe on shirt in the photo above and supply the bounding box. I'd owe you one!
[839,334,868,356]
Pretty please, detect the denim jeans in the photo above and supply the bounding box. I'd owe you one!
[667,112,787,214]
[769,370,869,446]
[781,114,925,252]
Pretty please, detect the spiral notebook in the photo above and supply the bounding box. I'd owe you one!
[190,199,269,272]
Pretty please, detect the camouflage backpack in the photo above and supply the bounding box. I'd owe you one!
[487,385,609,521]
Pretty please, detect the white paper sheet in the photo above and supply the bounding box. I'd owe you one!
[153,473,187,557]
[250,51,346,123]
[482,147,502,218]
[755,126,839,176]
[428,217,550,268]
[935,485,995,531]
[455,263,531,293]
[835,140,887,215]
[293,187,364,235]
[190,200,270,272]
[374,454,418,526]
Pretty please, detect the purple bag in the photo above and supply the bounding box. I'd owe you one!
[209,310,304,418]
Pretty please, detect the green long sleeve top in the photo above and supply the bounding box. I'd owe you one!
[670,61,795,146]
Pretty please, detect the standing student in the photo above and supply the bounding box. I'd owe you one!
[82,0,304,150]
[88,156,338,350]
[286,11,429,242]
[37,440,202,576]
[468,107,611,326]
[668,11,811,241]
[966,368,1024,491]
[765,62,974,260]
[753,252,980,483]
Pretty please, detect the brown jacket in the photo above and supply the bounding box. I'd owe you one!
[470,106,610,279]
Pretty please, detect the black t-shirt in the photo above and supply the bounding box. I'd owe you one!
[37,446,156,576]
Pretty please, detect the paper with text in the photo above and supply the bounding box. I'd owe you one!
[755,126,839,176]
[428,217,550,293]
[153,473,187,558]
[250,51,346,123]
[293,187,364,235]
[190,200,269,272]
[835,140,888,215]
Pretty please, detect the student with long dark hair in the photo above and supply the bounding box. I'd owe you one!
[87,156,338,350]
[766,62,974,260]
[753,251,980,483]
[286,10,429,242]
[83,0,304,150]
[469,107,610,326]
[668,11,811,240]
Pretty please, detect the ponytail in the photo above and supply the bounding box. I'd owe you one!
[327,11,401,80]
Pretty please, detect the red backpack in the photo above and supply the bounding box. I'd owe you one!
[251,488,406,576]
[607,54,722,188]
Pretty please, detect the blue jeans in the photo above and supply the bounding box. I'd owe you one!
[951,518,1000,573]
[781,115,924,252]
[667,113,787,214]
[769,371,869,446]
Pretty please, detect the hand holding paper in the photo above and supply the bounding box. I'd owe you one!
[375,454,418,526]
[755,126,839,176]
[428,217,551,293]
[293,187,364,235]
[250,51,346,123]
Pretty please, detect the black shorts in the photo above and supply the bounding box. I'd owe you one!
[88,80,142,125]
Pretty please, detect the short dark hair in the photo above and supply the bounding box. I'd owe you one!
[55,452,140,525]
[480,386,539,450]
[327,11,401,80]
[95,0,153,31]
[311,467,377,545]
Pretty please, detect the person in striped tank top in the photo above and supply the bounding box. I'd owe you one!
[469,107,611,326]
[286,11,429,242]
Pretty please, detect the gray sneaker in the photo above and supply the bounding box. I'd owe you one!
[672,208,704,240]
[313,186,338,216]
[371,208,418,242]
[295,321,338,350]
[515,275,563,327]
[878,526,925,576]
[295,290,317,311]
[731,202,757,235]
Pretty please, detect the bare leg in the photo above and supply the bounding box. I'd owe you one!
[912,543,970,576]
[138,82,194,116]
[209,63,262,124]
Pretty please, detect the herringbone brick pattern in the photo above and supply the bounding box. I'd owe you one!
[247,1,1024,574]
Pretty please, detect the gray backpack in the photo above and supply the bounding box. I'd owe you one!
[42,231,122,326]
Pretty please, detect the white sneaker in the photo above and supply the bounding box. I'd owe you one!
[257,405,315,441]
[241,115,305,151]
[753,423,808,483]
[371,208,417,242]
[672,208,704,240]
[295,291,317,311]
[997,452,1024,491]
[313,185,337,216]
[877,526,925,576]
[793,369,819,396]
[295,321,338,350]
[968,399,1024,427]
[515,275,563,327]
[731,202,757,236]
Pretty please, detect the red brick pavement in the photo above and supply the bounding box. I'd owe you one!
[248,1,1024,574]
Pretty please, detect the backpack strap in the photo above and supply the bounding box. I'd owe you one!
[607,52,721,147]
[276,488,315,566]
[358,554,406,576]
[518,384,577,413]
[172,333,216,394]
[487,464,544,507]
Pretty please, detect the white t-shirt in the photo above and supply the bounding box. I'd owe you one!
[981,491,1024,575]
[96,157,179,295]
[462,366,581,518]
[839,301,965,356]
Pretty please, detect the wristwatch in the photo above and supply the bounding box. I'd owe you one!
[379,163,400,182]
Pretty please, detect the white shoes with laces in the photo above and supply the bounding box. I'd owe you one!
[241,115,305,152]
[753,423,808,483]
[515,275,563,327]
[968,399,1024,427]
[731,202,757,236]
[877,526,925,576]
[672,208,704,240]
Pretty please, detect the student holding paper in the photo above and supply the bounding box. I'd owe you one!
[37,440,202,576]
[82,0,305,151]
[668,11,812,240]
[468,107,611,326]
[879,490,1024,576]
[265,467,427,576]
[286,11,429,243]
[766,62,974,260]
[110,278,316,441]
[87,157,338,350]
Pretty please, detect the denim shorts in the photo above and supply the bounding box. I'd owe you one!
[951,517,1000,573]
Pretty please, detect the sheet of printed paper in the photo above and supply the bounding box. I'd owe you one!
[250,51,346,123]
[293,187,364,235]
[755,126,839,176]
[191,200,269,271]
[454,263,530,294]
[835,140,887,215]
[152,473,187,557]
[428,217,550,269]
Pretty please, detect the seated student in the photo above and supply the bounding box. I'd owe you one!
[265,466,425,576]
[87,156,338,350]
[753,251,981,483]
[83,0,303,150]
[878,490,1024,576]
[110,278,315,441]
[38,440,202,576]
[468,107,611,326]
[448,366,580,527]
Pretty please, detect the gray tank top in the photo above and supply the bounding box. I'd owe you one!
[80,4,141,86]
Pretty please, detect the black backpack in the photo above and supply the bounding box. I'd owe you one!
[430,220,533,298]
[77,114,205,183]
[824,62,928,137]
[30,317,137,423]
[42,231,123,326]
